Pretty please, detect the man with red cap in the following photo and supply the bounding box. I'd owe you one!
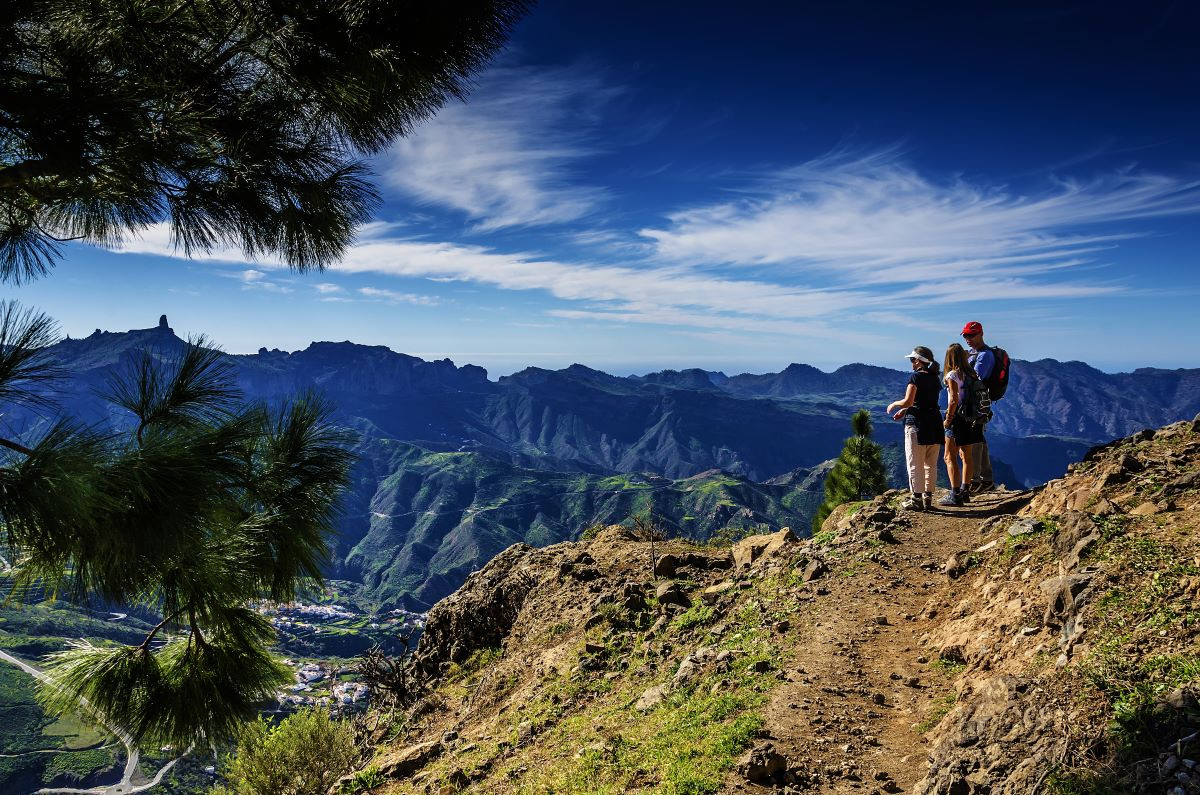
[961,321,995,491]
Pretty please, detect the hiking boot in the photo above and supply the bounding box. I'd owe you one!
[974,481,995,494]
[937,490,963,508]
[901,494,924,511]
[960,488,971,505]
[923,493,934,510]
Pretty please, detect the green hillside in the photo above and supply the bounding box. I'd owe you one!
[344,441,825,610]
[0,592,143,793]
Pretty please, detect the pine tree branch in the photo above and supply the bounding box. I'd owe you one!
[153,0,198,26]
[188,605,210,651]
[0,436,33,456]
[0,159,57,190]
[30,218,86,243]
[139,605,189,651]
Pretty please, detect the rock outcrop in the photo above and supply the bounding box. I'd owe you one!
[915,418,1200,794]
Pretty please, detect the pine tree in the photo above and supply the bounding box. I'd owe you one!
[0,0,531,283]
[812,409,888,533]
[0,302,354,746]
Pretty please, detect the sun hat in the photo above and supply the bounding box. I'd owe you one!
[904,349,931,364]
[962,321,983,336]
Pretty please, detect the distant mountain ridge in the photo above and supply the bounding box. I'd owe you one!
[12,319,1198,608]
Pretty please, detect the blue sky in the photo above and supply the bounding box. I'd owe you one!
[12,1,1200,374]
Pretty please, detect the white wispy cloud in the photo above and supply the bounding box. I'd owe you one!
[108,149,1200,344]
[378,63,615,230]
[357,287,440,306]
[235,268,292,293]
[639,150,1200,284]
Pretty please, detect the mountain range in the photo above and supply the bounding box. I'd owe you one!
[8,317,1199,608]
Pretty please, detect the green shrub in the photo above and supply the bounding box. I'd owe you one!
[339,766,386,794]
[580,524,605,541]
[212,709,358,795]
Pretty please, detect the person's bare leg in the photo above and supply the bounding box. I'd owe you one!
[958,444,974,502]
[940,439,963,506]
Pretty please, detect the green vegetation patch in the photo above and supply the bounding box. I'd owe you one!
[514,667,767,795]
[598,475,638,491]
[810,527,837,547]
[670,604,716,632]
[41,748,116,785]
[1076,528,1200,767]
[915,693,957,734]
[445,647,503,683]
[41,711,109,750]
[929,658,966,676]
[396,575,786,795]
[1042,769,1130,795]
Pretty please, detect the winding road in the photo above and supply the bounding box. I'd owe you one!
[0,648,187,794]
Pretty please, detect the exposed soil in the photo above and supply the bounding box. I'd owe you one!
[725,490,1031,794]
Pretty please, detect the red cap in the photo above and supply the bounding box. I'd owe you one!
[962,321,983,336]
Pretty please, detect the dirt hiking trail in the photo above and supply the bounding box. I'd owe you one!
[729,489,1032,794]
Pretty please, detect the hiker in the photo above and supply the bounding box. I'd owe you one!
[939,343,981,507]
[887,347,943,511]
[962,321,995,492]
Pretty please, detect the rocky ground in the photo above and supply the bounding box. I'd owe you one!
[340,418,1200,795]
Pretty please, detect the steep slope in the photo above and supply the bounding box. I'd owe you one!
[343,417,1200,794]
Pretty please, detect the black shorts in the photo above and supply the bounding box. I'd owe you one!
[948,415,983,446]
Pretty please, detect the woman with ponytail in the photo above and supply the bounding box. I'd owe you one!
[939,342,981,507]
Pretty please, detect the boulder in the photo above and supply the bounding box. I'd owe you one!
[1007,517,1039,537]
[701,580,737,604]
[412,544,546,679]
[635,683,670,711]
[914,676,1068,795]
[653,553,680,577]
[620,581,648,611]
[738,741,788,783]
[1052,512,1101,572]
[800,559,829,582]
[862,496,897,526]
[1040,569,1098,648]
[376,740,443,779]
[1165,470,1200,496]
[622,593,648,611]
[732,527,797,569]
[943,552,969,580]
[698,553,734,570]
[673,646,717,687]
[656,581,692,609]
